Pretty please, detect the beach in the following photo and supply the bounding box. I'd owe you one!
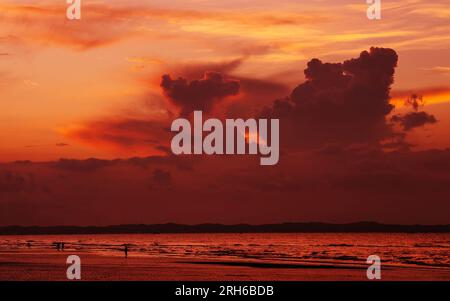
[0,233,449,281]
[1,249,450,281]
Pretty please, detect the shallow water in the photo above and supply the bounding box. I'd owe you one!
[0,233,449,269]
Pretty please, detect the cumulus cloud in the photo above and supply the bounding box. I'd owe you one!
[165,58,290,118]
[66,47,438,157]
[392,111,437,130]
[161,72,240,116]
[263,47,401,148]
[391,94,438,131]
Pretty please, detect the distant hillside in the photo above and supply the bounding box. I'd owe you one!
[1,222,449,235]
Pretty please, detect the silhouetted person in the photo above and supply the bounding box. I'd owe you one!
[61,243,65,251]
[124,245,128,258]
[55,242,60,251]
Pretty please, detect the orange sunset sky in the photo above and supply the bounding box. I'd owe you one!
[1,0,450,161]
[1,0,450,226]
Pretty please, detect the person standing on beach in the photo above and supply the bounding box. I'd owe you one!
[124,245,128,258]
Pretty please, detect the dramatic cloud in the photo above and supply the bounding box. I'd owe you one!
[263,47,400,148]
[165,58,290,118]
[65,118,172,155]
[66,48,438,156]
[161,72,240,116]
[391,94,438,130]
[392,111,437,130]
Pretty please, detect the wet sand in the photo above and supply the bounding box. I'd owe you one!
[1,249,449,281]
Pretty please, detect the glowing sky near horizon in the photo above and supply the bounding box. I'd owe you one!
[1,0,450,161]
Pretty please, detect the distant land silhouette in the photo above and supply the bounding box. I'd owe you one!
[1,222,450,235]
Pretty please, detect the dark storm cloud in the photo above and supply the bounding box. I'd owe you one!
[161,71,240,116]
[391,111,437,131]
[68,47,438,156]
[263,47,399,148]
[225,77,291,119]
[390,94,438,131]
[167,58,290,118]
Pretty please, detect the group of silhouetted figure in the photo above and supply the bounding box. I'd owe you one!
[54,242,65,251]
[49,241,129,257]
